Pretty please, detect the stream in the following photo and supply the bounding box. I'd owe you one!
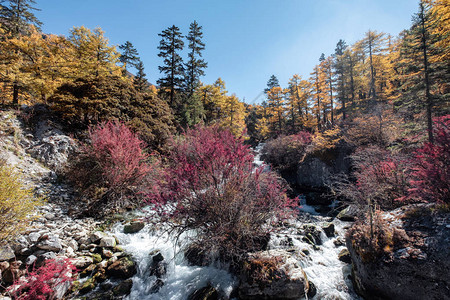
[110,145,361,300]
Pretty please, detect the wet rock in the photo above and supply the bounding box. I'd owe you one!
[91,253,102,264]
[301,225,322,246]
[333,237,345,247]
[307,281,317,298]
[150,278,164,293]
[106,257,137,279]
[149,252,167,278]
[238,250,308,300]
[337,205,359,222]
[0,246,15,261]
[79,277,96,294]
[322,222,335,238]
[338,249,351,264]
[36,234,62,252]
[188,284,219,300]
[112,279,133,296]
[123,221,145,234]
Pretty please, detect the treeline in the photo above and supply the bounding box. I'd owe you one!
[247,0,449,144]
[0,0,247,150]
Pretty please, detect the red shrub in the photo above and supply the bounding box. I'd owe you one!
[69,120,160,214]
[151,125,296,263]
[8,259,77,300]
[409,115,450,204]
[331,146,412,210]
[262,132,312,171]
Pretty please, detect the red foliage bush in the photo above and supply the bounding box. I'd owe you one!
[8,259,77,300]
[409,115,450,204]
[331,146,412,210]
[68,120,160,215]
[151,125,296,263]
[261,132,312,171]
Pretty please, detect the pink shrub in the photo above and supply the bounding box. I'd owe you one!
[409,115,450,204]
[8,259,77,300]
[151,125,296,263]
[69,120,160,214]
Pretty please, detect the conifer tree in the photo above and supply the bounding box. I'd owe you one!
[265,75,280,93]
[133,60,148,92]
[184,20,207,97]
[119,41,140,74]
[334,39,348,120]
[157,25,184,108]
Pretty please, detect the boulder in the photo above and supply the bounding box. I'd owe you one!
[0,246,15,262]
[72,256,94,269]
[338,248,351,264]
[90,231,107,244]
[188,284,220,300]
[301,225,322,246]
[107,257,137,279]
[99,236,116,248]
[347,205,450,300]
[123,221,145,234]
[112,279,133,296]
[149,252,167,278]
[36,234,62,252]
[336,205,359,221]
[322,222,335,238]
[296,140,352,189]
[238,250,309,300]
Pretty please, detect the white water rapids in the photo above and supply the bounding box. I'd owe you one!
[109,145,361,299]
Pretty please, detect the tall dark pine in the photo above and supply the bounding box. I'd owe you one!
[119,41,140,74]
[184,20,207,97]
[157,25,184,108]
[0,0,42,105]
[133,60,148,92]
[334,39,348,120]
[265,75,280,93]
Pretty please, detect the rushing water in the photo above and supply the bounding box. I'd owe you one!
[110,145,361,300]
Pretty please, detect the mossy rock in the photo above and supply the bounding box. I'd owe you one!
[91,253,102,264]
[112,279,133,296]
[338,248,352,264]
[79,277,96,294]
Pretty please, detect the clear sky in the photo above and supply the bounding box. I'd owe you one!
[35,0,419,104]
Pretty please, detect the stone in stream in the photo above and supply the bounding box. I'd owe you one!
[188,284,219,300]
[238,250,309,300]
[106,256,137,279]
[112,279,133,296]
[322,222,335,238]
[123,221,145,234]
[338,248,351,264]
[149,252,167,278]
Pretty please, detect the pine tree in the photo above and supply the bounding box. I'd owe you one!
[133,59,148,92]
[0,0,42,37]
[265,75,280,93]
[184,21,207,97]
[334,39,348,120]
[119,41,140,74]
[157,25,184,108]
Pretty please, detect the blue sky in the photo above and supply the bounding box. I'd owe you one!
[36,0,419,104]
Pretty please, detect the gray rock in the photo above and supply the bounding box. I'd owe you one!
[36,234,62,252]
[123,221,145,234]
[26,255,38,265]
[90,231,107,244]
[72,256,94,269]
[322,222,335,238]
[28,232,41,244]
[238,250,308,300]
[0,246,15,261]
[99,236,116,248]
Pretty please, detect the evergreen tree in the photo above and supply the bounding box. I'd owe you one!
[157,25,184,108]
[184,20,207,97]
[133,60,148,92]
[119,41,140,74]
[334,39,348,120]
[0,0,42,37]
[265,75,280,93]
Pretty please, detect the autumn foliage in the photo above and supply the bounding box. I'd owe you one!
[262,132,312,171]
[151,125,296,263]
[0,163,42,246]
[8,259,77,300]
[409,115,450,204]
[68,121,159,215]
